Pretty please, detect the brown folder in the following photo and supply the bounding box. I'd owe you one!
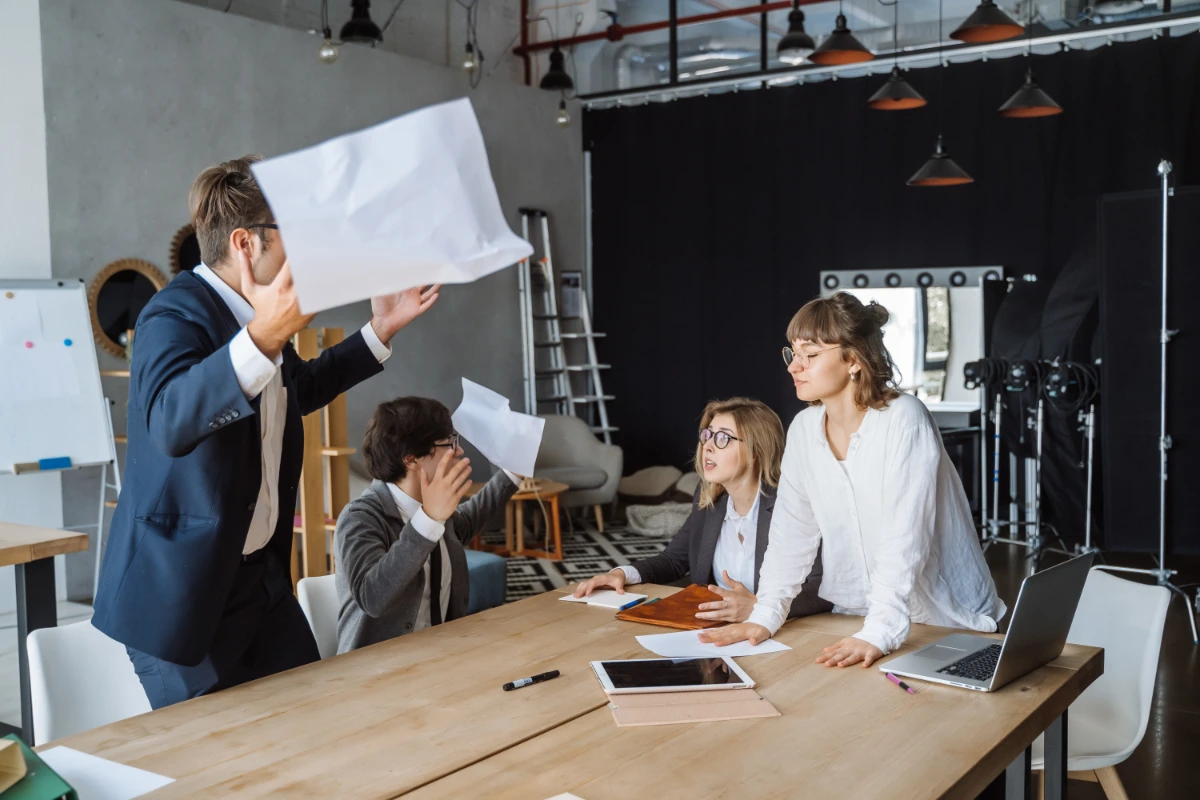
[615,584,725,630]
[608,688,780,727]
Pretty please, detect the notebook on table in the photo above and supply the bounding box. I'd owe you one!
[615,584,725,630]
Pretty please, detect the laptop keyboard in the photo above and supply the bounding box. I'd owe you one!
[937,643,1002,683]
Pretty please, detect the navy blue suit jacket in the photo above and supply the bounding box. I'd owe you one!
[92,271,383,666]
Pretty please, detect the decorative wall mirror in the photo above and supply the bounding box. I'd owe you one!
[170,223,202,274]
[89,259,168,357]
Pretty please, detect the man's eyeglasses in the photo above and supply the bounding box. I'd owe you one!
[781,345,840,369]
[700,428,740,450]
[246,223,279,232]
[431,433,460,453]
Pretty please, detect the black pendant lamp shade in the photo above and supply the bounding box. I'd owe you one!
[777,4,816,65]
[908,135,974,186]
[999,68,1063,117]
[950,0,1024,43]
[340,0,383,44]
[809,14,875,66]
[540,46,574,91]
[868,66,927,110]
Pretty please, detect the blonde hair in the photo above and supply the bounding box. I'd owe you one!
[693,398,785,510]
[187,155,273,267]
[786,292,901,410]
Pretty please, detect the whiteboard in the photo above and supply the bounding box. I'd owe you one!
[0,280,112,473]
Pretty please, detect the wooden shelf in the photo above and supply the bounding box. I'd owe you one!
[320,446,356,457]
[104,500,117,509]
[293,523,337,534]
[100,370,130,378]
[113,435,127,444]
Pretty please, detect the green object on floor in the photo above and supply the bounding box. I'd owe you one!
[0,734,77,800]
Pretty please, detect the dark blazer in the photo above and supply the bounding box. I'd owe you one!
[630,485,832,619]
[92,270,383,666]
[334,472,518,654]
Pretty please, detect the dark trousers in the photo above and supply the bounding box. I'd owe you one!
[126,548,319,710]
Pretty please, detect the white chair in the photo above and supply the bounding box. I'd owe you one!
[298,574,339,660]
[27,620,151,745]
[1031,568,1171,799]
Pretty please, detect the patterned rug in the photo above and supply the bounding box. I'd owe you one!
[476,520,673,603]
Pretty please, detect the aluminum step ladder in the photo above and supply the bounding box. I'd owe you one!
[518,208,617,443]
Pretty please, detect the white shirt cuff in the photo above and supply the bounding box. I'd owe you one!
[229,327,281,400]
[502,469,522,487]
[617,565,642,585]
[410,508,446,542]
[746,606,785,636]
[360,322,392,363]
[853,628,891,656]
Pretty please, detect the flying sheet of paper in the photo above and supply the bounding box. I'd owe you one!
[451,378,544,477]
[636,629,792,658]
[251,98,533,313]
[0,293,43,346]
[560,589,647,609]
[38,747,174,800]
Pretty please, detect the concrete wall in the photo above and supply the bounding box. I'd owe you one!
[38,0,584,600]
[0,0,68,613]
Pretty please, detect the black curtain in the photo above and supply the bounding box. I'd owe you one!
[586,34,1200,486]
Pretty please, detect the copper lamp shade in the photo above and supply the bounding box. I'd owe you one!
[908,135,974,186]
[868,66,927,110]
[950,0,1024,44]
[999,68,1063,117]
[809,14,875,66]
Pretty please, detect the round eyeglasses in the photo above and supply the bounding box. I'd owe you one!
[700,428,740,449]
[781,344,840,369]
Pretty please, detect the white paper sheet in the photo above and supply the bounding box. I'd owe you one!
[636,629,793,658]
[543,794,587,800]
[560,589,647,609]
[38,747,174,800]
[0,343,80,404]
[451,378,544,476]
[0,293,43,346]
[251,98,533,313]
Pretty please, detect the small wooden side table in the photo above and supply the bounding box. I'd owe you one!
[468,479,570,561]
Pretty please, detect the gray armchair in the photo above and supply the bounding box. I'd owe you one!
[534,415,623,532]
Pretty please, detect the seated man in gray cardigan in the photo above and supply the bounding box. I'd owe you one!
[335,397,519,653]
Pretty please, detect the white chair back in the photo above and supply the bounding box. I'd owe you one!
[1065,568,1170,762]
[298,574,339,660]
[28,620,151,745]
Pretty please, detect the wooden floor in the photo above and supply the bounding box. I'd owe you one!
[985,547,1200,800]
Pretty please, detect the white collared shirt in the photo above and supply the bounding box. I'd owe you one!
[386,483,452,631]
[618,486,761,591]
[746,393,1006,654]
[194,264,391,554]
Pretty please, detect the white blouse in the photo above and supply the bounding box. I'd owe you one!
[746,393,1006,654]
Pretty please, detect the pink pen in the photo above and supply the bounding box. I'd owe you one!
[886,672,916,695]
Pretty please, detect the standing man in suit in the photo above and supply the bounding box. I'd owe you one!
[92,155,441,709]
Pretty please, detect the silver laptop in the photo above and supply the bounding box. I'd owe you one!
[880,552,1095,692]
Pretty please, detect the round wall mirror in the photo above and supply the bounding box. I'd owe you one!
[89,259,168,357]
[170,223,202,274]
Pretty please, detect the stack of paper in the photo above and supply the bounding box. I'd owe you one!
[635,629,792,658]
[561,590,647,609]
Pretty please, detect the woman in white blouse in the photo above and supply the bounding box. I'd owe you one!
[700,293,1005,667]
[572,398,830,622]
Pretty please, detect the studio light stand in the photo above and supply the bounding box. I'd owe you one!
[1096,161,1199,644]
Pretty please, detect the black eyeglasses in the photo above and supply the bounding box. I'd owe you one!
[430,433,460,452]
[700,428,740,449]
[246,223,279,232]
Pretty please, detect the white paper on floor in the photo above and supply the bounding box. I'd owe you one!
[251,98,533,314]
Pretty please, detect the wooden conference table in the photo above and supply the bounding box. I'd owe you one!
[43,585,1102,799]
[0,521,89,745]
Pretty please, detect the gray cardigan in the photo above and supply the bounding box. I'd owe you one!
[335,471,518,654]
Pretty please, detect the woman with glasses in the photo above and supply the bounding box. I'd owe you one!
[573,398,831,623]
[700,293,1004,667]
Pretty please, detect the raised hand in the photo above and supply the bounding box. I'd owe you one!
[418,449,473,523]
[242,257,315,359]
[370,284,442,344]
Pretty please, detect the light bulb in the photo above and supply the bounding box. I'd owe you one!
[556,101,571,128]
[462,44,478,72]
[318,38,340,64]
